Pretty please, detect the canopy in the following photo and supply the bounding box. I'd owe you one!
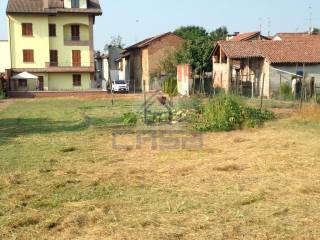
[11,72,38,80]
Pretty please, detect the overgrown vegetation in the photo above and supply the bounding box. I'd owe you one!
[193,94,275,131]
[163,76,178,97]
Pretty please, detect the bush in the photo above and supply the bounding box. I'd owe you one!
[122,112,138,125]
[176,96,203,113]
[163,76,178,97]
[193,94,275,132]
[280,83,291,96]
[0,91,5,99]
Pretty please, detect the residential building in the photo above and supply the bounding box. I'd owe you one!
[6,0,102,92]
[227,31,270,41]
[116,32,184,92]
[273,32,320,41]
[212,40,320,98]
[0,40,11,74]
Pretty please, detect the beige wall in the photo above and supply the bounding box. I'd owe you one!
[48,73,91,91]
[0,41,11,73]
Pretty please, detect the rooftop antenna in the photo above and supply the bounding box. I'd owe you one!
[267,17,271,36]
[258,18,262,32]
[308,6,313,34]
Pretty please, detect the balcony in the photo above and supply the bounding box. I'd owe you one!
[63,24,90,46]
[45,61,95,73]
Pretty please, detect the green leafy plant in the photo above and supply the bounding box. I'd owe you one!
[280,83,292,99]
[122,112,138,125]
[163,76,178,97]
[176,96,203,113]
[193,94,275,132]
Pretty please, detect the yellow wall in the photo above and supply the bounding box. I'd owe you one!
[48,73,91,91]
[49,15,90,67]
[8,15,50,68]
[8,14,91,68]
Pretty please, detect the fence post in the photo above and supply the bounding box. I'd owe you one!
[260,73,265,109]
[143,80,147,123]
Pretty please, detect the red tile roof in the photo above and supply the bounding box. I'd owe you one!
[6,0,102,15]
[229,32,261,41]
[274,33,320,41]
[216,40,320,64]
[125,32,183,51]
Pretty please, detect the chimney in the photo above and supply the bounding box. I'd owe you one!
[43,0,49,9]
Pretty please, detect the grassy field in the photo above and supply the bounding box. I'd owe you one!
[0,97,320,239]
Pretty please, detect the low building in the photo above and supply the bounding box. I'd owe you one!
[116,32,184,92]
[212,40,320,98]
[0,40,11,74]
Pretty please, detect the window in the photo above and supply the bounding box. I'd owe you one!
[18,79,27,88]
[73,74,81,86]
[22,23,33,36]
[23,50,34,63]
[71,0,80,8]
[49,24,56,37]
[50,50,58,66]
[72,50,81,67]
[71,25,80,41]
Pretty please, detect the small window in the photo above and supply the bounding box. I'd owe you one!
[73,74,81,86]
[50,50,58,66]
[71,0,80,8]
[49,24,56,37]
[71,25,80,41]
[22,23,33,36]
[18,79,27,88]
[23,50,34,63]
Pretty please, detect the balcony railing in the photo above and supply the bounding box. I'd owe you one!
[46,61,94,68]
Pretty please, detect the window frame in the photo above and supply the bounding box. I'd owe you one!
[49,50,58,66]
[71,25,80,41]
[71,0,80,8]
[49,24,56,37]
[73,74,82,87]
[22,23,33,36]
[18,79,27,88]
[23,49,34,63]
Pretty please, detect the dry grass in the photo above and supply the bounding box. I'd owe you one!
[0,98,320,239]
[294,103,320,124]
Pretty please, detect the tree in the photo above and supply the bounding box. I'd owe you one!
[104,35,124,51]
[312,27,320,34]
[174,25,228,94]
[174,26,208,41]
[210,26,228,42]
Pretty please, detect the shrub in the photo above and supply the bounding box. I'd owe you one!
[193,94,275,132]
[0,91,5,99]
[122,112,138,125]
[280,83,291,96]
[163,76,178,97]
[176,96,203,113]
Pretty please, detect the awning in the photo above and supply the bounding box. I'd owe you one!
[11,72,38,80]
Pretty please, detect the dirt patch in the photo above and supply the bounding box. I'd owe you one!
[0,99,15,112]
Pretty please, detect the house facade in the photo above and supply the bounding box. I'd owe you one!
[212,40,320,98]
[0,40,11,74]
[116,32,184,92]
[6,0,102,92]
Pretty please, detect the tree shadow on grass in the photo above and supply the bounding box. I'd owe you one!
[0,115,126,144]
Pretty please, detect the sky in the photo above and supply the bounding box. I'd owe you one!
[0,0,319,50]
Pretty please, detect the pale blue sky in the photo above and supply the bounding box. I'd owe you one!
[0,0,319,50]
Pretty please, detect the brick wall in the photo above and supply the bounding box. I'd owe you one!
[147,34,184,75]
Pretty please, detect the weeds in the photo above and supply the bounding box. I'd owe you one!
[193,94,275,131]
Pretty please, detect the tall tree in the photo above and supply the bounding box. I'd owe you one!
[210,26,228,42]
[174,26,208,41]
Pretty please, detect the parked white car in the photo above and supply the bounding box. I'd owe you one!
[111,80,129,93]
